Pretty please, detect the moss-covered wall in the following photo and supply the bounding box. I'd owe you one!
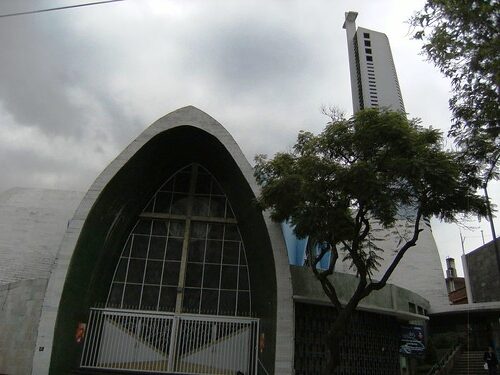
[49,126,277,374]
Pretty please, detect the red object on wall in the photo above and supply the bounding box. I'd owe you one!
[75,322,86,344]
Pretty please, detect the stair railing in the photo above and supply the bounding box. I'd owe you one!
[426,343,461,375]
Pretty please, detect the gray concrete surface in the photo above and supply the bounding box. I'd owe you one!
[0,278,47,375]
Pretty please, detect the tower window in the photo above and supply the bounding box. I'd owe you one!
[363,32,370,38]
[366,56,373,62]
[364,40,371,47]
[365,48,372,54]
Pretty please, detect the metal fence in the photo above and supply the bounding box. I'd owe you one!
[80,307,259,374]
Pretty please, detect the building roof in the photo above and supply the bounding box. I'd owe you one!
[0,187,84,284]
[430,301,500,315]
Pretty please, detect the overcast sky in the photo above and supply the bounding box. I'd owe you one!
[0,0,498,277]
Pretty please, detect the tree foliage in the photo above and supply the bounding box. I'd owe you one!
[255,109,487,373]
[410,0,500,183]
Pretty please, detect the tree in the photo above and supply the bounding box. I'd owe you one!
[410,0,500,273]
[254,109,487,373]
[410,0,499,181]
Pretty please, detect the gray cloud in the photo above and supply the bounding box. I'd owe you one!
[186,21,316,94]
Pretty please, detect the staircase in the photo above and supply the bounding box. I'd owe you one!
[450,351,484,375]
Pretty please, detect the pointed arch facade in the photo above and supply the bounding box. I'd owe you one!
[32,106,294,375]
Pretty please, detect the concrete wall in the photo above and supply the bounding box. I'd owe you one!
[0,278,47,375]
[0,188,84,285]
[291,266,429,320]
[465,238,500,302]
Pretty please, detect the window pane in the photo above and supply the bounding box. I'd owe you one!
[144,260,163,284]
[165,238,183,260]
[224,225,240,241]
[190,222,207,239]
[174,172,191,193]
[182,288,201,313]
[222,241,239,265]
[207,223,224,239]
[152,220,168,236]
[239,266,250,290]
[131,235,149,258]
[108,283,124,306]
[201,290,218,314]
[239,251,247,266]
[162,261,180,286]
[127,259,145,283]
[168,221,185,237]
[133,219,152,235]
[226,205,235,219]
[209,196,226,217]
[192,196,210,216]
[218,291,236,315]
[114,258,128,282]
[171,194,189,215]
[205,240,222,263]
[123,284,142,308]
[141,285,159,310]
[203,264,220,289]
[211,181,223,195]
[154,192,172,213]
[188,239,205,262]
[237,291,251,316]
[159,287,177,312]
[148,236,166,260]
[221,266,238,290]
[185,263,203,287]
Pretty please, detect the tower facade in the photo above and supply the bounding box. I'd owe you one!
[340,12,449,310]
[343,11,405,113]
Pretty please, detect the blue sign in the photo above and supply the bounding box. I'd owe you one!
[400,325,425,356]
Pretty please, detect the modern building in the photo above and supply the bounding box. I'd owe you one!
[429,239,500,355]
[444,257,468,305]
[343,11,405,113]
[340,11,449,312]
[463,238,500,303]
[1,107,432,375]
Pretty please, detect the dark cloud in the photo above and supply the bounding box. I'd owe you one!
[0,8,141,143]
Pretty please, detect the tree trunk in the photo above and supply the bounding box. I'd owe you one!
[324,307,353,374]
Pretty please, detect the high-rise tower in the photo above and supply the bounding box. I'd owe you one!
[343,11,405,113]
[338,13,449,310]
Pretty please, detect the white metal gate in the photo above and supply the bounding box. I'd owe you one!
[80,308,259,374]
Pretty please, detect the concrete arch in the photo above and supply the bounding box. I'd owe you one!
[32,106,294,375]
